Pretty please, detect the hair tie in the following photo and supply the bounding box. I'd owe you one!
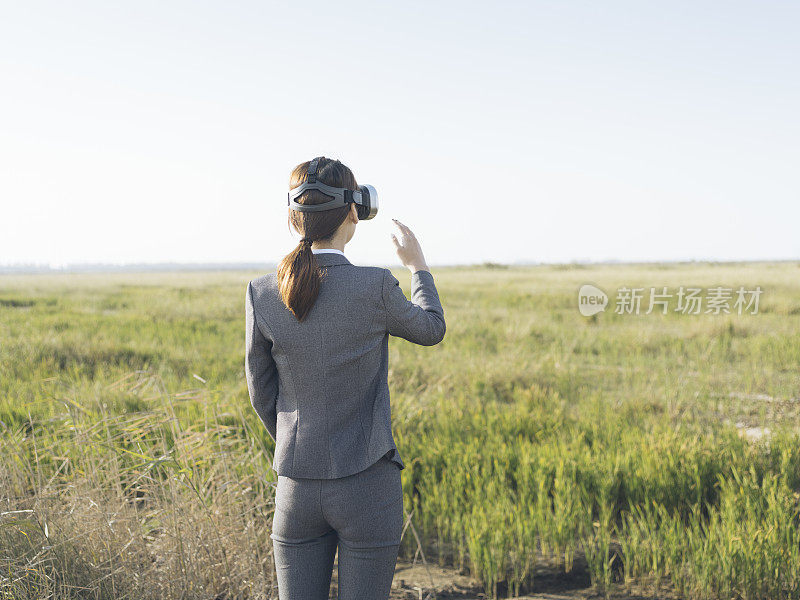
[300,238,313,246]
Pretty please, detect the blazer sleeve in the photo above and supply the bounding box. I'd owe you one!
[382,268,446,346]
[244,280,278,441]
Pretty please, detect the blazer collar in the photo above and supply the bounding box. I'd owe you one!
[313,251,352,268]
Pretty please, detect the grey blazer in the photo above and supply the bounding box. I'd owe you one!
[245,251,446,479]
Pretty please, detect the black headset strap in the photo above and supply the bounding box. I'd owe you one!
[287,156,363,212]
[307,157,321,183]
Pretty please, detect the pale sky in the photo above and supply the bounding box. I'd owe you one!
[1,1,798,268]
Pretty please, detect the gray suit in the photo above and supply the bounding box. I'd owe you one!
[245,251,445,479]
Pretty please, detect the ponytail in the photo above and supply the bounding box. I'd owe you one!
[277,238,320,322]
[279,156,357,321]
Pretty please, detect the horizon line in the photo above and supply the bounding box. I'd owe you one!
[1,257,798,275]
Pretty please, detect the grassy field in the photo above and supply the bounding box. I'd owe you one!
[2,262,800,599]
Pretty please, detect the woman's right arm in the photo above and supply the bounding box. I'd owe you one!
[383,219,446,346]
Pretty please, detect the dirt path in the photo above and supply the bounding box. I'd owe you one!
[327,556,678,600]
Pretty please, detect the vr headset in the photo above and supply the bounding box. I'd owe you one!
[287,157,378,220]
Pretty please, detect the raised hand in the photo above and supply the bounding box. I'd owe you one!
[390,218,429,274]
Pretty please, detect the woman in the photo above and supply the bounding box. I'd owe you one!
[245,156,446,599]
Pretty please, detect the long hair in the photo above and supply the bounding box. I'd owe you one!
[277,157,358,322]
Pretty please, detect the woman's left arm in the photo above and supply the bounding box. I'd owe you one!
[245,280,278,441]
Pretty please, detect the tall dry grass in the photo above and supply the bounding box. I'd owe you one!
[1,371,277,599]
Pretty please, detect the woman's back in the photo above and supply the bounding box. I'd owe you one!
[245,250,445,479]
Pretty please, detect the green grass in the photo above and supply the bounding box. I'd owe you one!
[2,262,800,599]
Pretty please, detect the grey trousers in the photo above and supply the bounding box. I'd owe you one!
[270,452,404,600]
